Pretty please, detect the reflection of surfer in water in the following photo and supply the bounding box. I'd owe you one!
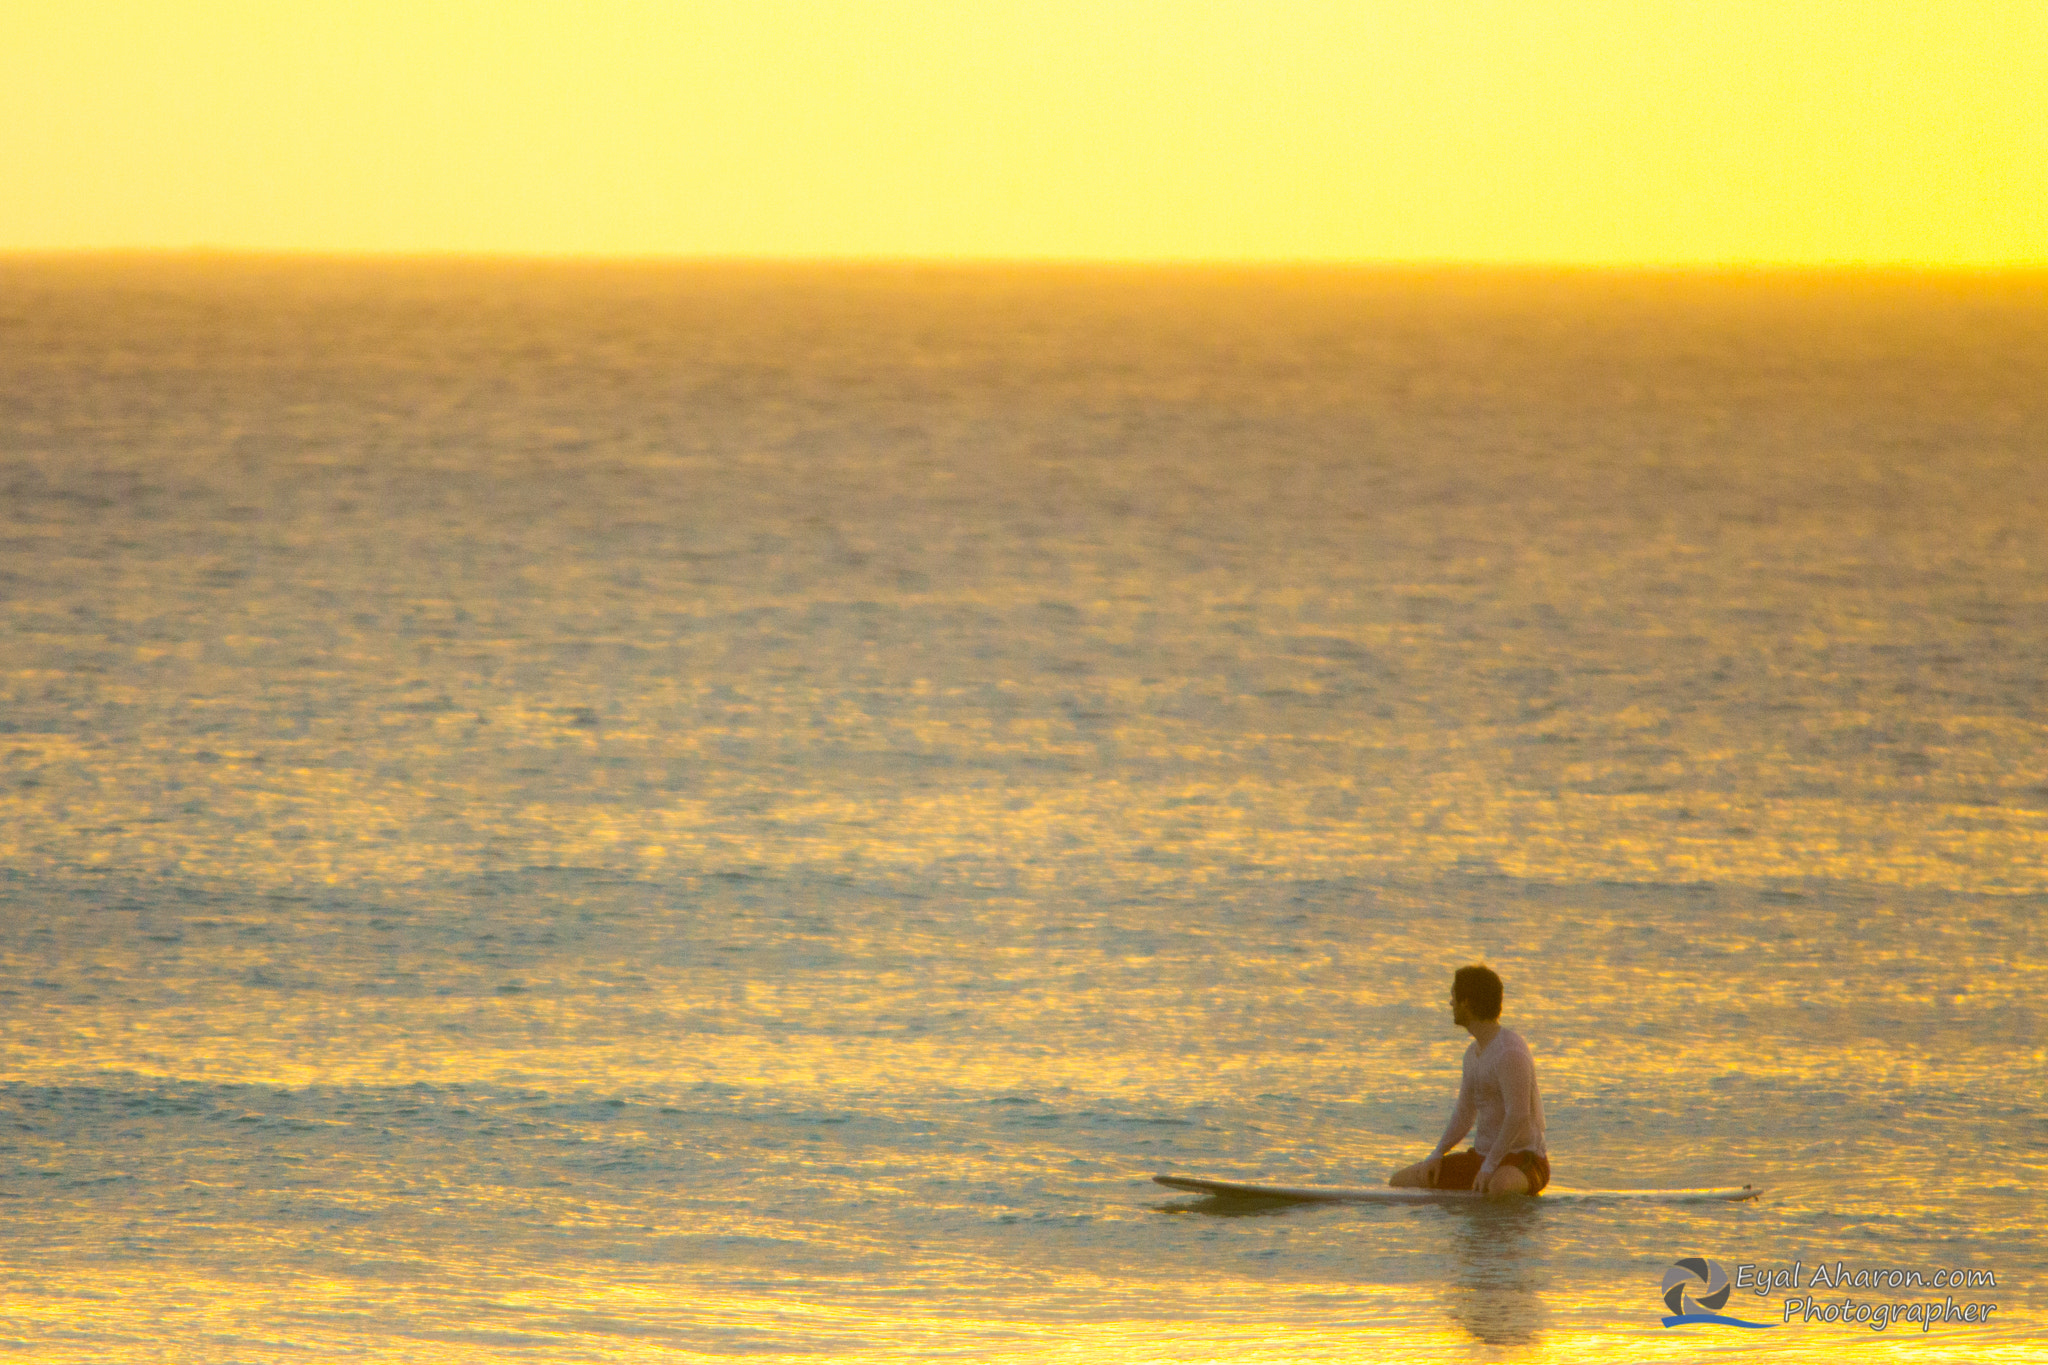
[1390,965,1550,1195]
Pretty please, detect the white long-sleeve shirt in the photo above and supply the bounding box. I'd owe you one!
[1430,1027,1546,1180]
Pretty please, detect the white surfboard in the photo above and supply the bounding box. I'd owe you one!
[1153,1175,1762,1204]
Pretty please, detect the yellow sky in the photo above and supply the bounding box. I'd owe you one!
[4,2,2044,263]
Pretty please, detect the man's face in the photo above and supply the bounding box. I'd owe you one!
[1451,990,1472,1028]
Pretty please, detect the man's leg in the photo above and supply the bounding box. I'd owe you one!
[1391,1150,1482,1189]
[1483,1164,1531,1196]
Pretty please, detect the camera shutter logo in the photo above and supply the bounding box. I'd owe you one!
[1659,1257,1775,1329]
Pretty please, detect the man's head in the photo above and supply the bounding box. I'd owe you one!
[1451,964,1503,1024]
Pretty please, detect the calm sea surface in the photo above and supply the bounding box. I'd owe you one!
[1,259,2044,1361]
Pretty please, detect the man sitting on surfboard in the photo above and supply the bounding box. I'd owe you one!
[1388,965,1550,1196]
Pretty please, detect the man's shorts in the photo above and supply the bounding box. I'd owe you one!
[1437,1148,1550,1194]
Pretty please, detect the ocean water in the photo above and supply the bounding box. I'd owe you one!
[1,258,2043,1361]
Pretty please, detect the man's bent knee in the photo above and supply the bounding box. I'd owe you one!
[1484,1165,1530,1196]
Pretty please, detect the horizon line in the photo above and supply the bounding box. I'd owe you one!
[5,246,2047,275]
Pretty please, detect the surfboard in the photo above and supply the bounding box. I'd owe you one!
[1153,1175,1762,1204]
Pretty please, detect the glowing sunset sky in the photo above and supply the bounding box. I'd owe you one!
[4,1,2043,263]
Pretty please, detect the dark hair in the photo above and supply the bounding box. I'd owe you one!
[1453,964,1503,1020]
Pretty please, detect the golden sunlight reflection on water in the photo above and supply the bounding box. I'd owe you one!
[6,737,2044,895]
[16,1252,2040,1363]
[2,262,2043,1360]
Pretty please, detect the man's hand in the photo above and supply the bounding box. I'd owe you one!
[1419,1153,1444,1188]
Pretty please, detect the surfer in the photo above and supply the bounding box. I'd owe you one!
[1388,964,1550,1195]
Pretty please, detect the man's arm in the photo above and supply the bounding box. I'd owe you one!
[1477,1044,1536,1184]
[1388,1054,1475,1189]
[1430,1065,1477,1160]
